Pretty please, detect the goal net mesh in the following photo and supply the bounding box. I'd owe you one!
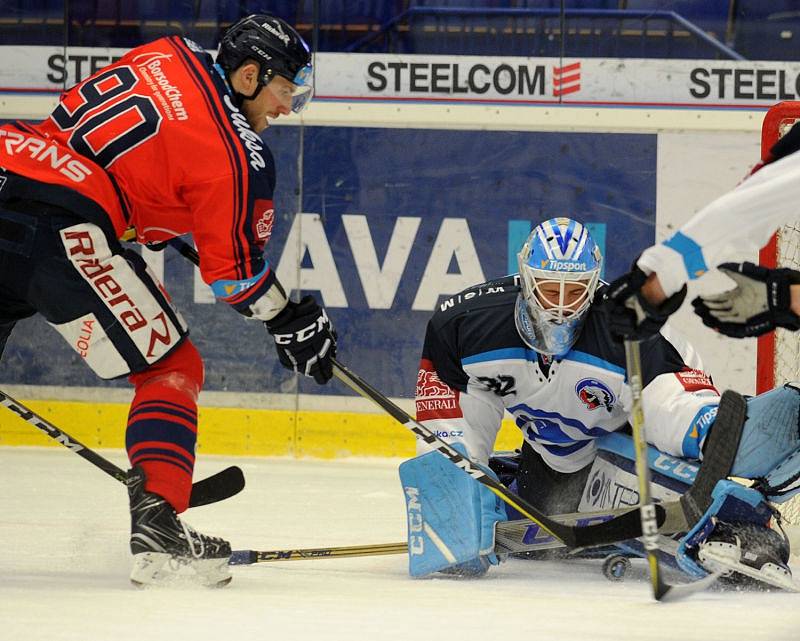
[759,104,800,540]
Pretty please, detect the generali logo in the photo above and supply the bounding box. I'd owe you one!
[553,61,581,97]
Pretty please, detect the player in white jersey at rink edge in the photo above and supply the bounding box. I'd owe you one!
[601,114,800,340]
[399,217,800,587]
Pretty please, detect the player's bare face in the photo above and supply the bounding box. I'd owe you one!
[245,77,294,133]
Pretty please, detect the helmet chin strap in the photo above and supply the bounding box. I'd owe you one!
[219,63,266,108]
[228,81,263,109]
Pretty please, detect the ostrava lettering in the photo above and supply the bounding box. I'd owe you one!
[366,61,545,96]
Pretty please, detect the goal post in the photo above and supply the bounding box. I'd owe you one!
[755,101,800,539]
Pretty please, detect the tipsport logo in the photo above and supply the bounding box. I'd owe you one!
[538,259,588,271]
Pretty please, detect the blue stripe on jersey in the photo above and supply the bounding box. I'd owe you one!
[462,347,537,366]
[681,404,719,459]
[540,440,592,457]
[663,231,708,280]
[210,261,270,299]
[563,350,625,376]
[509,404,612,441]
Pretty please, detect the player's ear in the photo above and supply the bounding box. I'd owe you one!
[231,61,260,95]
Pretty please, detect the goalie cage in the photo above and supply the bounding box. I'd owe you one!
[757,100,800,552]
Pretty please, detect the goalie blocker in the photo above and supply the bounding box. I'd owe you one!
[401,386,800,583]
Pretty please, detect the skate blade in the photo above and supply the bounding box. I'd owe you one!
[699,545,799,592]
[130,552,232,589]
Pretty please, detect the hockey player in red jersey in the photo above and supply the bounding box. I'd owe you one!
[0,14,335,587]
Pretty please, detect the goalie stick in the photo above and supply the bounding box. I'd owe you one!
[161,239,652,549]
[227,508,640,565]
[163,238,745,550]
[0,389,245,508]
[330,356,658,548]
[227,515,800,591]
[228,509,682,565]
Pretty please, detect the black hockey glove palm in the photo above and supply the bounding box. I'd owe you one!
[601,265,687,341]
[265,295,337,384]
[691,262,800,338]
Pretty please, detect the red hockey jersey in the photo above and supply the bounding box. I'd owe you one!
[0,37,278,308]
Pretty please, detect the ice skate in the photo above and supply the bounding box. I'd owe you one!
[696,521,797,592]
[128,467,232,588]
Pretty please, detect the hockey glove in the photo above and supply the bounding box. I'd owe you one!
[601,264,687,341]
[691,262,800,338]
[265,295,337,384]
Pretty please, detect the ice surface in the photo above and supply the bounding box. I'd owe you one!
[1,447,798,641]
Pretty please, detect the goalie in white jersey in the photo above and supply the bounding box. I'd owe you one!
[400,217,800,587]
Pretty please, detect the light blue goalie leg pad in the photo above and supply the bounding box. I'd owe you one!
[399,445,508,578]
[732,385,800,487]
[765,448,800,504]
[676,479,774,577]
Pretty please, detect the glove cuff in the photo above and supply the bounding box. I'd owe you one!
[264,299,296,332]
[770,269,800,330]
[636,283,688,321]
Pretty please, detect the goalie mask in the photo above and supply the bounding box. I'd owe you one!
[217,14,313,112]
[515,217,602,357]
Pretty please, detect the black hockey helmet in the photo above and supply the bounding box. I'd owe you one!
[217,14,313,112]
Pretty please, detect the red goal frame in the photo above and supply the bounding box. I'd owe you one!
[756,101,800,393]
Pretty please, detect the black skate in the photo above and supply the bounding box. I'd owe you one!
[696,521,797,591]
[128,466,232,588]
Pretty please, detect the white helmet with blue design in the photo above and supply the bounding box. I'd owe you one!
[515,217,602,357]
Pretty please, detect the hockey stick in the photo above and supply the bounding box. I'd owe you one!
[0,389,244,508]
[228,507,632,565]
[163,237,655,547]
[624,338,721,601]
[229,507,684,567]
[229,542,407,565]
[330,357,657,548]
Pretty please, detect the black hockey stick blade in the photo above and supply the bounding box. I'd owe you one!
[189,466,246,507]
[163,238,661,544]
[680,389,747,524]
[330,357,662,549]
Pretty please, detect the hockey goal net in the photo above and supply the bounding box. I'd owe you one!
[756,101,800,540]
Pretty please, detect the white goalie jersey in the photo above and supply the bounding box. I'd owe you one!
[415,275,721,472]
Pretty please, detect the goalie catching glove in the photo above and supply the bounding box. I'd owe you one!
[265,295,337,384]
[692,262,800,338]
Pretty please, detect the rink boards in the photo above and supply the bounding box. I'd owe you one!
[0,97,765,456]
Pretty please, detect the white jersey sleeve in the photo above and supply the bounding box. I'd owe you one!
[624,324,721,460]
[637,150,800,297]
[415,356,504,465]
